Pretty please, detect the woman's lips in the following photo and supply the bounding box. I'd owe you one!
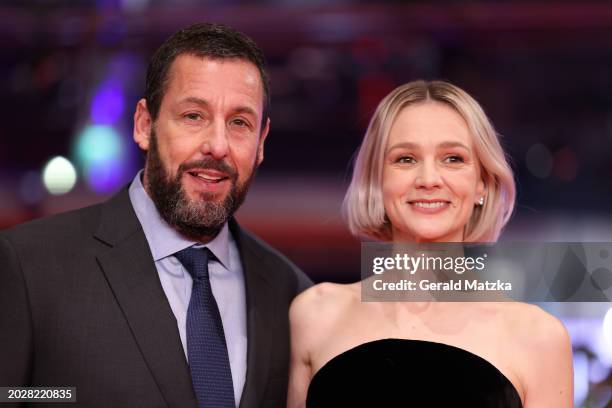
[408,200,450,214]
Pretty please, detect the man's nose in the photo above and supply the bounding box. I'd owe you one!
[415,159,442,189]
[200,120,229,159]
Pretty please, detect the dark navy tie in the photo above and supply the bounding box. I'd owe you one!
[175,247,235,408]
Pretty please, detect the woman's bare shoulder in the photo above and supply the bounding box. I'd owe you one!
[290,282,359,323]
[498,302,569,345]
[289,282,361,342]
[497,304,573,405]
[496,302,572,374]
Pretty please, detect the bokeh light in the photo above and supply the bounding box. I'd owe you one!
[19,170,45,205]
[573,351,588,407]
[553,147,578,182]
[526,143,553,179]
[42,156,77,195]
[603,306,612,346]
[74,124,128,194]
[86,157,126,194]
[90,79,124,125]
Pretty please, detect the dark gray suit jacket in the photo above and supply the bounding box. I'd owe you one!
[0,188,312,407]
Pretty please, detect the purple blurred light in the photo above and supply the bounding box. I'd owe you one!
[96,17,127,45]
[90,79,124,125]
[19,171,45,205]
[86,157,125,194]
[96,0,120,11]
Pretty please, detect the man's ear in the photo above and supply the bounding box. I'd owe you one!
[256,117,270,166]
[134,99,152,151]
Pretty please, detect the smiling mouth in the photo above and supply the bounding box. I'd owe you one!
[409,201,449,208]
[407,200,451,213]
[187,171,229,183]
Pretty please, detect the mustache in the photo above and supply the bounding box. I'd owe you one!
[177,157,238,180]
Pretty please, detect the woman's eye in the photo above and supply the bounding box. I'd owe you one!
[444,155,464,164]
[396,156,415,164]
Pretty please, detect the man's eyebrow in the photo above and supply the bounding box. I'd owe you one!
[232,106,257,117]
[176,97,257,117]
[177,96,209,107]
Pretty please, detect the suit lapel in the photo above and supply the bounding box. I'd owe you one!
[232,221,276,408]
[94,190,198,408]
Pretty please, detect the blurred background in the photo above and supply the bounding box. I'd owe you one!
[1,1,612,406]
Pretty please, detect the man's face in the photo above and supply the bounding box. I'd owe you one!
[134,54,269,239]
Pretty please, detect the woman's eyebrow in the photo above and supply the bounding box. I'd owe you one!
[437,141,470,151]
[386,141,471,153]
[386,142,419,153]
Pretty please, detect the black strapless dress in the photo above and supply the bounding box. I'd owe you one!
[306,339,523,407]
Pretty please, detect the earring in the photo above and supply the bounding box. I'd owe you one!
[478,197,484,206]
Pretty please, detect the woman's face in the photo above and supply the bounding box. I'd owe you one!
[382,101,484,242]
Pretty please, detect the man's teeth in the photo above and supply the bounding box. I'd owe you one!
[412,201,446,208]
[194,173,223,182]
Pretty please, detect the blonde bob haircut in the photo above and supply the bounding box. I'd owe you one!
[343,80,515,242]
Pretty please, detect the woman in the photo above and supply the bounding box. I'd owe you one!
[287,80,573,407]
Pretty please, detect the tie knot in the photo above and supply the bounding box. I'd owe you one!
[175,247,211,281]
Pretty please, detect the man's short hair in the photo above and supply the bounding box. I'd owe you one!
[342,80,516,242]
[145,22,270,126]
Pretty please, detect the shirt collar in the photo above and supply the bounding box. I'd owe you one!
[128,170,231,268]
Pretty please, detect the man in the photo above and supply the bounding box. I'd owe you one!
[0,23,311,408]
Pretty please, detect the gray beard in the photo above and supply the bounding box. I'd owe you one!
[144,130,255,240]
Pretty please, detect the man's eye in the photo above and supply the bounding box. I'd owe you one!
[184,113,202,120]
[231,118,250,127]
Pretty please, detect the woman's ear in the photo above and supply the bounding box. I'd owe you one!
[476,179,485,205]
